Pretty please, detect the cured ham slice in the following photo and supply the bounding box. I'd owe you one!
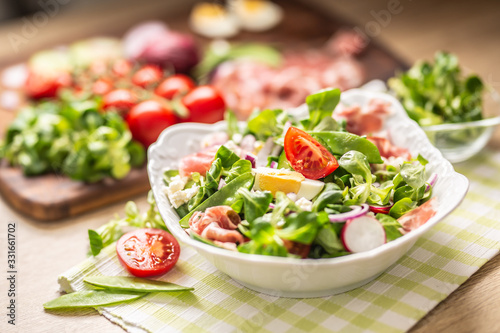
[178,146,218,177]
[367,136,412,161]
[189,206,244,244]
[334,99,392,136]
[398,197,438,234]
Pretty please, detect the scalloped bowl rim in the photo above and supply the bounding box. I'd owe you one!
[148,89,469,272]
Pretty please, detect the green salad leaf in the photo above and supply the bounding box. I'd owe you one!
[88,191,167,256]
[83,276,193,293]
[43,290,144,309]
[0,98,144,182]
[389,51,484,126]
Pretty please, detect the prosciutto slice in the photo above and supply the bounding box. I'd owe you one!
[398,197,438,234]
[334,99,392,136]
[189,206,244,244]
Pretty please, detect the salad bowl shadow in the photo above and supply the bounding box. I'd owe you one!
[148,89,469,298]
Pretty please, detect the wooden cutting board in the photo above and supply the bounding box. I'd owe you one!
[0,0,407,221]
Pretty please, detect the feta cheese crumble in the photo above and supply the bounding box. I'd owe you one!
[164,175,199,208]
[295,197,313,211]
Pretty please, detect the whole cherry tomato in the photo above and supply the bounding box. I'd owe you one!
[284,126,338,180]
[181,85,226,123]
[154,74,196,100]
[116,228,180,277]
[112,59,132,77]
[102,89,137,112]
[92,78,113,95]
[126,99,178,147]
[131,65,163,88]
[25,71,71,99]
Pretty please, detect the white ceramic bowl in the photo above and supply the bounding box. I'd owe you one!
[148,89,469,298]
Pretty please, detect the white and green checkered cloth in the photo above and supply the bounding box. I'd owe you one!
[59,150,500,333]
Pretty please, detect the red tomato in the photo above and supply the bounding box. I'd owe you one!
[112,59,132,77]
[102,89,137,111]
[284,127,338,180]
[155,74,196,100]
[131,65,163,88]
[126,99,178,147]
[92,78,113,95]
[116,228,180,278]
[25,71,71,99]
[181,85,226,123]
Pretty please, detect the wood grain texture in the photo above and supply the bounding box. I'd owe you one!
[0,163,150,221]
[0,0,499,332]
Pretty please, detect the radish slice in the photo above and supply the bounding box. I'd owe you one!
[328,204,369,223]
[341,215,386,253]
[426,173,438,192]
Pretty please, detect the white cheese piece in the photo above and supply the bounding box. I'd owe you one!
[164,175,199,209]
[295,197,313,211]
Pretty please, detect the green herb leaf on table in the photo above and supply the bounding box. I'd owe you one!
[43,290,144,310]
[87,190,167,256]
[83,276,193,293]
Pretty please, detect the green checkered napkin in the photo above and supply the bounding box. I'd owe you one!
[59,150,500,333]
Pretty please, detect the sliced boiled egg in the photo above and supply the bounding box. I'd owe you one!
[253,167,324,200]
[189,3,239,38]
[297,179,325,200]
[230,0,283,32]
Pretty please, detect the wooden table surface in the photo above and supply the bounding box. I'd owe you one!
[0,0,499,332]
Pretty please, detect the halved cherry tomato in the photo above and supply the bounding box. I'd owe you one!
[126,99,177,147]
[25,71,71,99]
[116,228,180,278]
[131,65,163,88]
[102,88,137,111]
[155,74,196,100]
[92,78,113,95]
[181,85,226,123]
[284,126,338,180]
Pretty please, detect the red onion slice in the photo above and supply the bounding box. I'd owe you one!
[244,154,256,168]
[256,138,275,167]
[218,178,227,190]
[369,204,393,215]
[270,161,278,169]
[329,204,369,223]
[426,173,438,192]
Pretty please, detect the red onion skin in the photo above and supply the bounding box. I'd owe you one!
[369,205,392,215]
[137,31,199,73]
[123,21,169,59]
[328,204,369,223]
[426,173,438,192]
[245,154,256,168]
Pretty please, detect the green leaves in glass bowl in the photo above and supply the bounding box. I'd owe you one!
[388,51,484,126]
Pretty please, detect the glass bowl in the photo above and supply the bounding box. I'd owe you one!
[418,88,500,163]
[422,116,500,163]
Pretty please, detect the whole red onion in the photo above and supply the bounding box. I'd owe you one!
[138,31,199,73]
[123,22,199,73]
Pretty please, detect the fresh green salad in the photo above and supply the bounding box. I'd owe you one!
[389,51,484,126]
[163,89,438,258]
[0,95,144,182]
